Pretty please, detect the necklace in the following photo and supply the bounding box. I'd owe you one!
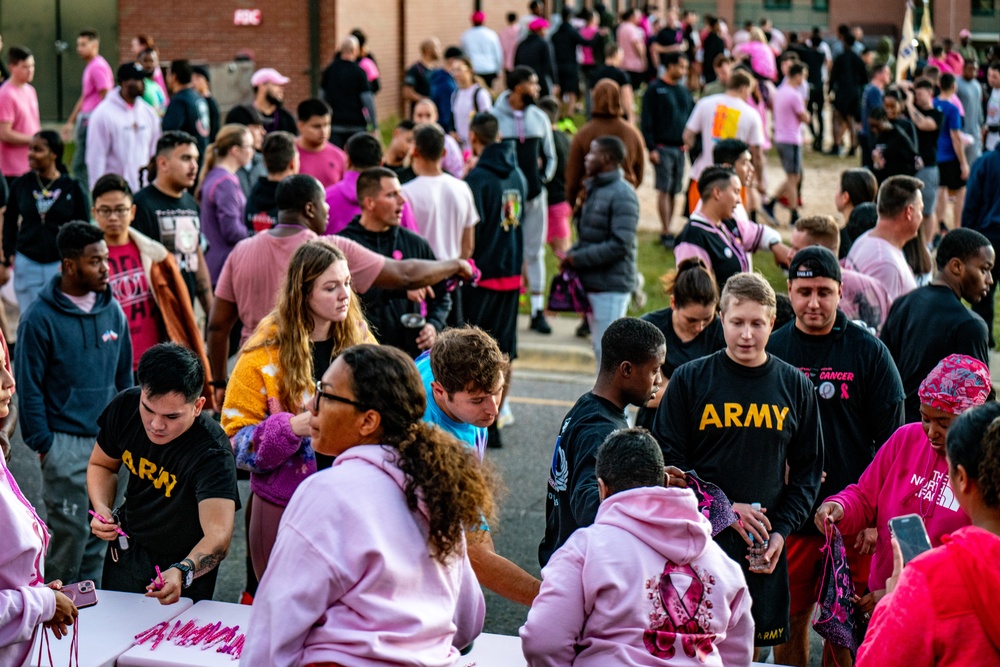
[34,171,59,197]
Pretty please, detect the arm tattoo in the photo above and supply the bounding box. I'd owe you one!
[192,551,227,579]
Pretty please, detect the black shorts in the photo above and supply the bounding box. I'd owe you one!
[716,530,790,646]
[628,70,646,90]
[833,94,861,122]
[556,64,580,95]
[938,158,967,191]
[461,285,519,359]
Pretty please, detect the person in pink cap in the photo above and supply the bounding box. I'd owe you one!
[515,18,558,97]
[814,353,989,623]
[461,10,503,88]
[251,67,297,135]
[957,29,978,64]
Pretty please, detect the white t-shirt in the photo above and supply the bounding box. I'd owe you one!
[402,175,479,260]
[844,231,917,304]
[451,85,493,150]
[685,93,765,180]
[985,88,1000,151]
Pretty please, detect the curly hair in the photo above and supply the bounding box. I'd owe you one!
[245,239,369,411]
[340,344,496,564]
[430,326,509,396]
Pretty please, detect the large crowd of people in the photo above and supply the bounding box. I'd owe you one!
[1,5,1000,667]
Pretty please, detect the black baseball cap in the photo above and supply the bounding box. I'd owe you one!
[117,62,146,83]
[225,104,265,126]
[192,65,211,83]
[788,246,842,283]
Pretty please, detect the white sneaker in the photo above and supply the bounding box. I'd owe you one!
[497,403,515,430]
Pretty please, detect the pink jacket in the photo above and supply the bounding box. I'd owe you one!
[520,487,753,667]
[827,422,971,593]
[857,526,1000,666]
[325,170,419,235]
[243,444,484,667]
[0,454,53,665]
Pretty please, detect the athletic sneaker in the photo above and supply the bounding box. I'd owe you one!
[659,233,675,249]
[497,402,515,430]
[576,319,590,338]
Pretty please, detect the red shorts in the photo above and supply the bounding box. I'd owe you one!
[547,201,572,242]
[786,532,872,616]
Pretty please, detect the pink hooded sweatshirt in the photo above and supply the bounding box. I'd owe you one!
[857,526,1000,666]
[325,170,419,235]
[520,486,754,667]
[0,452,54,665]
[243,444,484,667]
[826,422,971,593]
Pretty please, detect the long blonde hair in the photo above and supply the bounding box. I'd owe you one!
[245,239,370,411]
[196,123,250,200]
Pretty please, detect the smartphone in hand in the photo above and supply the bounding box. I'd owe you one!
[888,514,933,565]
[61,580,99,608]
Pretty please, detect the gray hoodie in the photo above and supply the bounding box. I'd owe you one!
[491,91,556,200]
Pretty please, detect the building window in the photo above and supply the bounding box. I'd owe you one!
[973,0,995,15]
[764,0,792,9]
[813,0,829,9]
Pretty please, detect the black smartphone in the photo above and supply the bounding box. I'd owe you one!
[888,514,933,565]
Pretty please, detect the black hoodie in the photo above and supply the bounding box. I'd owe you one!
[337,217,450,355]
[464,142,527,289]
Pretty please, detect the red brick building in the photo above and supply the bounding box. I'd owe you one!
[1,0,994,122]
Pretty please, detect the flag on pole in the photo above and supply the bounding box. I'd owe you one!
[897,1,917,81]
[918,0,934,54]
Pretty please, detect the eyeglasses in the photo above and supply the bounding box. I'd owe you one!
[314,380,367,412]
[95,206,131,218]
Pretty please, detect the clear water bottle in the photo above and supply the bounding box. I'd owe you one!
[747,502,769,572]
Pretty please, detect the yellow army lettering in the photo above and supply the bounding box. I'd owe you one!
[121,450,178,498]
[698,403,790,431]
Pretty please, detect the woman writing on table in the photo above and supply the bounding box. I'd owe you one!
[0,331,78,664]
[244,344,493,667]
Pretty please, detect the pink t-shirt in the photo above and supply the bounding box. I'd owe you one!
[215,230,385,343]
[108,241,160,370]
[0,82,40,177]
[579,26,598,65]
[616,22,646,73]
[772,82,806,145]
[81,55,114,114]
[844,231,917,304]
[296,142,346,189]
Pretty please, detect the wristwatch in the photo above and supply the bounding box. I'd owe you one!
[170,559,195,589]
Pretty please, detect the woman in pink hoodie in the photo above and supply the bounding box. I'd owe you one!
[243,344,493,667]
[815,354,989,622]
[521,428,754,666]
[0,332,78,664]
[857,400,1000,666]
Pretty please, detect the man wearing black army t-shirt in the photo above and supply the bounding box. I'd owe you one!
[881,228,994,423]
[87,344,239,604]
[539,317,665,567]
[654,272,823,651]
[767,247,904,667]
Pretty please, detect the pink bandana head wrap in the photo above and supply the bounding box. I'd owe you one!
[918,354,992,415]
